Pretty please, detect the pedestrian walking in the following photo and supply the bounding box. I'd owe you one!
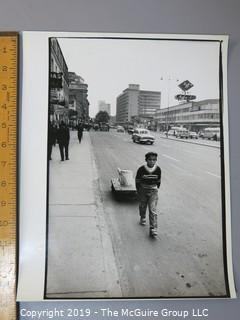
[135,152,161,238]
[77,122,84,143]
[57,121,70,161]
[48,122,57,160]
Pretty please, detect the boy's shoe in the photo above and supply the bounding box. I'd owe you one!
[140,217,146,225]
[149,228,158,237]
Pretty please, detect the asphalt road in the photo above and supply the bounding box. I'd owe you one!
[90,129,226,298]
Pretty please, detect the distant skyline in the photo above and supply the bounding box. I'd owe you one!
[98,100,111,115]
[58,37,220,118]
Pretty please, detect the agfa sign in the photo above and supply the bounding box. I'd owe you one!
[178,80,194,92]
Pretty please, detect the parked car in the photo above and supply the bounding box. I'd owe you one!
[117,125,125,132]
[132,128,155,144]
[175,128,189,139]
[202,127,220,140]
[166,129,176,136]
[189,131,198,139]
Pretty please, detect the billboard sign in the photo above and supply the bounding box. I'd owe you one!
[178,80,194,92]
[175,94,196,101]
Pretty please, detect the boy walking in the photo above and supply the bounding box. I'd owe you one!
[135,152,161,237]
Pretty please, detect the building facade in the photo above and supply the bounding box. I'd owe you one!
[139,90,161,117]
[98,100,111,115]
[154,99,220,132]
[116,84,161,124]
[49,38,69,123]
[68,72,89,125]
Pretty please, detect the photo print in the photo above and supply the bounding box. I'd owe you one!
[17,32,236,300]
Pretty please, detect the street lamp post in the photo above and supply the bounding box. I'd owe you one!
[160,76,179,137]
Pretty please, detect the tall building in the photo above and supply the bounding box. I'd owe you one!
[68,72,89,123]
[116,84,161,124]
[139,90,162,117]
[49,38,69,123]
[98,100,111,115]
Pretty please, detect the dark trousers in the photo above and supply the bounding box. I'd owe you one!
[78,131,83,143]
[48,144,53,160]
[138,188,158,230]
[59,143,69,161]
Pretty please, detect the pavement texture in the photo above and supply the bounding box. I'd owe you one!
[46,131,122,298]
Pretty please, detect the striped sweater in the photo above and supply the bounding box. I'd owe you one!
[135,165,161,190]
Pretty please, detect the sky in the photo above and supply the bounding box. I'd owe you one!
[58,37,220,118]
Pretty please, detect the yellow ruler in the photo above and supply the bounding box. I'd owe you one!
[0,33,18,320]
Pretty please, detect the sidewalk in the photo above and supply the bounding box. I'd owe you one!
[46,131,121,298]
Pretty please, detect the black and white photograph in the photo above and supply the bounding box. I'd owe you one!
[44,34,234,299]
[17,32,235,301]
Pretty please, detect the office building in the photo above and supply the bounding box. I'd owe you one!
[98,100,111,115]
[116,84,161,124]
[49,38,69,122]
[68,72,89,123]
[154,99,220,131]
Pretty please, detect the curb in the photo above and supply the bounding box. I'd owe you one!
[89,133,122,297]
[158,135,220,149]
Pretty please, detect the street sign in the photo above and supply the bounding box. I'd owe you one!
[178,80,194,92]
[50,71,63,88]
[175,94,196,101]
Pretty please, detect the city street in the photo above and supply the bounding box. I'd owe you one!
[47,129,226,298]
[90,129,225,298]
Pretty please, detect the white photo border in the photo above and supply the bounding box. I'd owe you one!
[17,31,235,301]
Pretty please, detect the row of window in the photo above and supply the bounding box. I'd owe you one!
[117,110,128,116]
[158,113,219,121]
[157,105,219,116]
[139,97,160,102]
[51,40,68,76]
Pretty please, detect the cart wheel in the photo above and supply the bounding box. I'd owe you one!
[111,183,115,192]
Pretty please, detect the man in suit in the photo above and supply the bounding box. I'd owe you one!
[77,122,84,143]
[57,121,70,161]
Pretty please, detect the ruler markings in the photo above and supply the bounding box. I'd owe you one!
[0,33,18,320]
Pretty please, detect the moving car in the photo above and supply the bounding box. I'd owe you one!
[117,125,125,132]
[132,128,155,144]
[100,124,109,131]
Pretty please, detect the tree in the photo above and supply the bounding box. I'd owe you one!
[95,111,110,124]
